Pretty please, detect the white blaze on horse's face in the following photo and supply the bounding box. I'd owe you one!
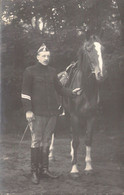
[94,42,103,79]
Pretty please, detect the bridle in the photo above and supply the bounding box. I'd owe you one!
[84,41,103,80]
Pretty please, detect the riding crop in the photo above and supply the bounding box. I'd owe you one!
[19,123,30,144]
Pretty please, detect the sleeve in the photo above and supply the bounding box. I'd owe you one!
[54,71,73,97]
[21,68,32,113]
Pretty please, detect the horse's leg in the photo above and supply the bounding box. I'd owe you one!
[49,133,55,160]
[84,117,95,172]
[70,116,80,175]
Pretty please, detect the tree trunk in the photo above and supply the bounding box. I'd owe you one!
[116,0,124,45]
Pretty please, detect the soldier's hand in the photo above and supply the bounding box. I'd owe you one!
[72,88,82,96]
[26,111,35,123]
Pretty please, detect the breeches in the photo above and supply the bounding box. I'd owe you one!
[29,115,57,148]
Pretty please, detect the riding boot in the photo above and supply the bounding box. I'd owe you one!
[38,146,43,176]
[42,146,58,179]
[31,148,39,184]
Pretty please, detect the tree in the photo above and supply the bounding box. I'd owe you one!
[1,0,122,132]
[116,0,124,44]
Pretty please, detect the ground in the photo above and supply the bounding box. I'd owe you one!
[0,117,124,195]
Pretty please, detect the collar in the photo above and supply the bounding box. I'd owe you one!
[37,62,49,70]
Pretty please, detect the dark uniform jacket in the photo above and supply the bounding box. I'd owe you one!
[21,63,73,116]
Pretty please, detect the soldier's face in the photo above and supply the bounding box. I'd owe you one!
[37,51,50,65]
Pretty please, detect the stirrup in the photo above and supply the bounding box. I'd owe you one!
[58,106,65,116]
[59,111,65,116]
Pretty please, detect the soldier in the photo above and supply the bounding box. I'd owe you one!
[21,43,81,184]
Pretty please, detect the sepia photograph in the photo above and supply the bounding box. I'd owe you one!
[0,0,124,194]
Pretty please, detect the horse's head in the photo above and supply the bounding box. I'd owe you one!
[82,35,107,81]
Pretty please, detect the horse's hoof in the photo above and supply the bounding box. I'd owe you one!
[84,169,93,175]
[70,172,80,178]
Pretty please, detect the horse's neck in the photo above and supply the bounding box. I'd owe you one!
[86,76,99,101]
[69,69,82,89]
[66,63,79,88]
[78,55,99,100]
[66,56,99,100]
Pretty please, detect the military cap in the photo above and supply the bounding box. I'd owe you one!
[37,43,49,53]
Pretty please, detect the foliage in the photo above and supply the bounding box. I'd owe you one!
[1,0,124,132]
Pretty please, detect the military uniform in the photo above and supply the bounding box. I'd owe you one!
[22,63,72,116]
[21,60,73,183]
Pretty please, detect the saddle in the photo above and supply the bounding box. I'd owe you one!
[58,61,78,86]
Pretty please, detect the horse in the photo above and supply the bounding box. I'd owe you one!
[50,35,107,176]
